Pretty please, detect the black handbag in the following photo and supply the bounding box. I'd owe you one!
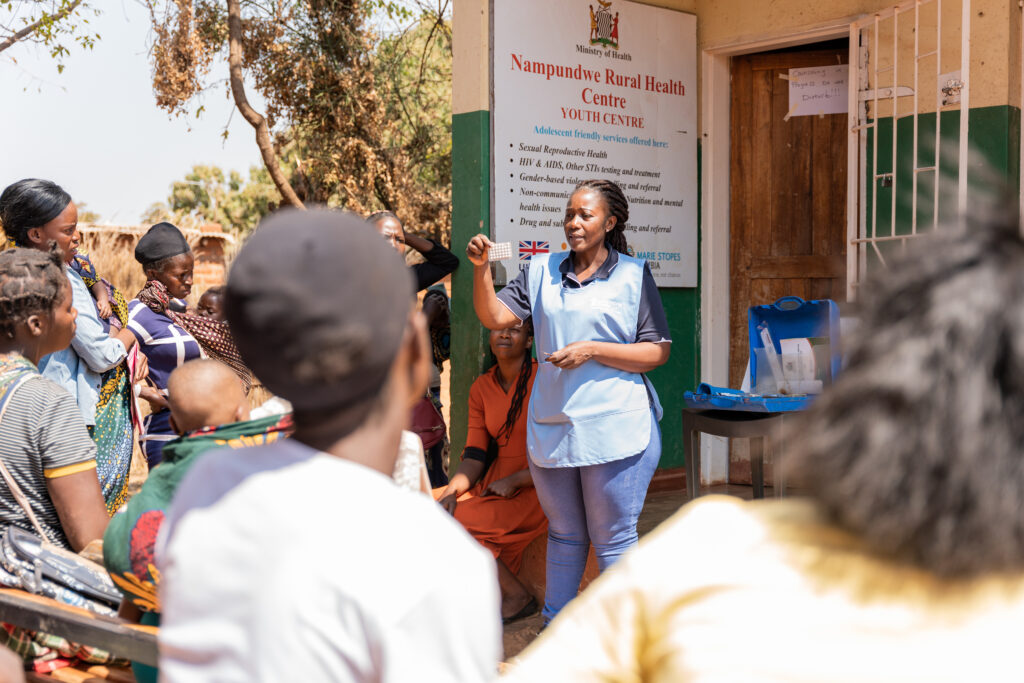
[0,526,121,612]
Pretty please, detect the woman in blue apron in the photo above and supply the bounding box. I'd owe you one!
[467,179,671,622]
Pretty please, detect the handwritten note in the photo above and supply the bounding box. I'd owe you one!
[787,64,849,118]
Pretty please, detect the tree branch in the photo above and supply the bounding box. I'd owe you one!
[227,0,305,209]
[0,0,84,55]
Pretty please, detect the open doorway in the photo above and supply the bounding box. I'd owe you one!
[727,39,849,484]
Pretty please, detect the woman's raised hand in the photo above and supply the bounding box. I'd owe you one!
[466,234,492,266]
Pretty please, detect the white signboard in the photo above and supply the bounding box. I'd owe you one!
[492,0,698,287]
[787,65,849,117]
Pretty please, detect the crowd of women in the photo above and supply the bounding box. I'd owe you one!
[0,174,673,678]
[1,170,1023,681]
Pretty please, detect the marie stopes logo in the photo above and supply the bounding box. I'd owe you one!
[589,1,619,50]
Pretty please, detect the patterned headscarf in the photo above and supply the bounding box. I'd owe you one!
[136,279,252,393]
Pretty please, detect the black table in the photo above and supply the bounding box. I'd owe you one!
[682,409,788,500]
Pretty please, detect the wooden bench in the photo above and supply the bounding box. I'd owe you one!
[26,664,136,683]
[0,588,157,674]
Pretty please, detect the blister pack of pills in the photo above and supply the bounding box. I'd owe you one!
[488,241,513,261]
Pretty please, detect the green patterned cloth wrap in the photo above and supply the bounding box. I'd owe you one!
[93,362,133,515]
[102,414,292,613]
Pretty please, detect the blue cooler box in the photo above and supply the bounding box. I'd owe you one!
[684,296,841,413]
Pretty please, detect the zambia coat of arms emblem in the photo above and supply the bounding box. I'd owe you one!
[589,0,619,50]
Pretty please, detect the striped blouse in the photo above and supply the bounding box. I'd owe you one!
[0,375,97,549]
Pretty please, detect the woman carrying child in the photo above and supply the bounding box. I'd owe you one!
[435,322,547,623]
[127,222,250,467]
[0,179,140,513]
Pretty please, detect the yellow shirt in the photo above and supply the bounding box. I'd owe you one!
[503,495,1024,682]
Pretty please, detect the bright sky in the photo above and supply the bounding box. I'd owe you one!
[0,1,263,224]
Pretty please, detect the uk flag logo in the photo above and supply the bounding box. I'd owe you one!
[519,241,550,261]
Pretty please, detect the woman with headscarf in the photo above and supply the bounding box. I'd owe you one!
[127,222,250,467]
[0,179,140,513]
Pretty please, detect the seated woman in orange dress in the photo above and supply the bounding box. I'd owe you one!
[436,322,547,624]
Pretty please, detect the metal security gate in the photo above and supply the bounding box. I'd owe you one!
[846,0,971,298]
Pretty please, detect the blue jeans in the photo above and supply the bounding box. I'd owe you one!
[528,413,661,622]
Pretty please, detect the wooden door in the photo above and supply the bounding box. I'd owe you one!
[729,47,848,391]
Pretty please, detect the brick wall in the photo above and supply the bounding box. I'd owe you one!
[193,234,227,295]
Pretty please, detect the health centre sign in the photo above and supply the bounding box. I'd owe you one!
[492,0,697,287]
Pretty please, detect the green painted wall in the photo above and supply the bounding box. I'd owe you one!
[646,283,700,469]
[451,109,492,470]
[450,109,701,472]
[864,105,1021,267]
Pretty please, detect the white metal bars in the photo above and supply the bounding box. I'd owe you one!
[846,0,971,299]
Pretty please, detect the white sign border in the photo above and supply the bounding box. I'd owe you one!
[487,0,699,288]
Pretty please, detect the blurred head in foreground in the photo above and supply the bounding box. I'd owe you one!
[224,208,429,470]
[790,206,1024,578]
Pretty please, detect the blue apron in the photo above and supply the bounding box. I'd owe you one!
[526,252,662,467]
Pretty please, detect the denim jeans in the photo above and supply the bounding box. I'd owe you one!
[528,412,661,622]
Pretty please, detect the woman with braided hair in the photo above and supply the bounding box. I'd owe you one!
[0,246,108,551]
[1,179,141,513]
[467,178,671,622]
[0,247,147,672]
[126,222,251,467]
[435,321,546,623]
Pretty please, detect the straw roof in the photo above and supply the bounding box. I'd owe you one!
[77,222,237,246]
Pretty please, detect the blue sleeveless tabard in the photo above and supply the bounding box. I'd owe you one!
[525,252,662,468]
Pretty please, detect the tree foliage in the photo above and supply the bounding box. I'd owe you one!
[76,201,99,223]
[142,163,278,234]
[0,1,100,73]
[146,0,453,242]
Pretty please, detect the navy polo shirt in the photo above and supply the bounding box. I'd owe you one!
[496,248,672,344]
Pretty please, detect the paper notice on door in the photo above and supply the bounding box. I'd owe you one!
[787,64,849,117]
